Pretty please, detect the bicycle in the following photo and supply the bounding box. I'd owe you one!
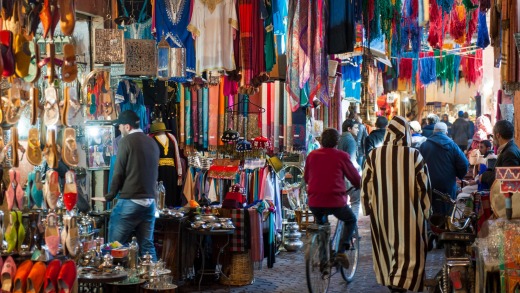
[305,187,360,293]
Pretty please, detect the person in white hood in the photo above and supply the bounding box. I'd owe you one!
[409,121,427,149]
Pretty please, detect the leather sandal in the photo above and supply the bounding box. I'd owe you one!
[46,43,55,83]
[27,1,43,38]
[5,87,23,125]
[62,127,78,167]
[59,0,75,36]
[60,86,70,126]
[45,129,59,169]
[45,170,60,209]
[66,216,79,257]
[30,86,39,125]
[49,0,60,39]
[27,128,42,166]
[44,86,59,126]
[61,44,77,82]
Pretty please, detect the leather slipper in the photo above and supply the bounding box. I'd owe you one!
[14,33,31,78]
[44,212,59,255]
[1,256,17,292]
[61,44,77,82]
[61,86,70,126]
[27,261,46,293]
[40,0,51,39]
[59,0,75,36]
[0,30,15,77]
[15,170,24,210]
[66,215,79,256]
[16,210,25,252]
[24,40,40,83]
[49,0,60,39]
[10,126,20,167]
[30,86,39,125]
[57,260,76,293]
[27,127,42,166]
[5,211,18,253]
[61,215,69,255]
[27,2,43,38]
[62,127,78,167]
[31,170,44,208]
[44,86,59,126]
[6,169,16,211]
[63,170,77,211]
[44,170,60,210]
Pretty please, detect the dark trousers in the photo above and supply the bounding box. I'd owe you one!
[310,206,357,251]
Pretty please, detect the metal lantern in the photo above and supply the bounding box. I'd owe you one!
[157,36,171,80]
[169,47,186,78]
[252,136,272,150]
[235,138,252,153]
[221,129,240,142]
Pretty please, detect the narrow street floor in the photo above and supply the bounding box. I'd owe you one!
[180,216,444,292]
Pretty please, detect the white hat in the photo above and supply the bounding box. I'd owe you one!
[434,122,448,133]
[409,121,422,133]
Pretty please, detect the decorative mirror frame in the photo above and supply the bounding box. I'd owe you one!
[85,122,115,170]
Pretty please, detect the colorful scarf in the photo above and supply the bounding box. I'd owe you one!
[185,87,192,146]
[218,77,225,146]
[191,88,198,144]
[248,209,264,266]
[208,85,219,149]
[230,209,246,252]
[179,84,185,146]
[202,88,209,149]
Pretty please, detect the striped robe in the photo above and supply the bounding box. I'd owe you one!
[361,116,432,292]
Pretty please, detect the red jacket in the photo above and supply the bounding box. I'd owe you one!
[304,147,361,208]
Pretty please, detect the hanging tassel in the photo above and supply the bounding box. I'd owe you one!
[476,11,490,48]
[428,0,442,47]
[449,5,466,44]
[420,57,437,85]
[465,6,479,45]
[399,58,413,81]
[410,22,422,53]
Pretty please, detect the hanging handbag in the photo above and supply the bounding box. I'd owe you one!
[208,159,241,179]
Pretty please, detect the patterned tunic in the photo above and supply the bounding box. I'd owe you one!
[361,116,431,292]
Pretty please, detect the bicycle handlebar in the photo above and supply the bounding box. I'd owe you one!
[432,189,474,231]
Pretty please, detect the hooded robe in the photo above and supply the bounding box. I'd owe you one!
[361,116,431,292]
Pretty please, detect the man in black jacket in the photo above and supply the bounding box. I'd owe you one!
[105,110,160,260]
[364,116,388,156]
[480,120,520,187]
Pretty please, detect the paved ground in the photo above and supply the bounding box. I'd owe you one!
[180,216,444,292]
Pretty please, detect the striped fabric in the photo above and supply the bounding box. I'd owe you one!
[361,116,432,292]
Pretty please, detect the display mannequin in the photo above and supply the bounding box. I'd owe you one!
[149,121,183,207]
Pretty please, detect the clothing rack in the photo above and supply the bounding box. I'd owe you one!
[227,95,266,114]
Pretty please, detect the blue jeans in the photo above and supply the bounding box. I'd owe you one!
[310,205,357,251]
[108,199,157,261]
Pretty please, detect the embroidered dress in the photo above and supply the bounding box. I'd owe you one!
[188,0,238,75]
[154,136,182,207]
[155,0,196,80]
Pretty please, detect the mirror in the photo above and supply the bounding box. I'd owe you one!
[280,165,304,189]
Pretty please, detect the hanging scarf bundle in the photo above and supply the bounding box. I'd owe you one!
[399,57,413,81]
[463,49,483,85]
[379,0,394,39]
[476,11,490,48]
[438,0,455,14]
[402,51,419,87]
[462,0,479,10]
[419,57,437,85]
[427,0,442,47]
[443,54,458,88]
[185,86,192,146]
[465,5,479,45]
[409,22,422,53]
[208,85,219,150]
[449,5,467,44]
[435,49,446,82]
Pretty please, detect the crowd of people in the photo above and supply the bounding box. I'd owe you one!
[304,111,520,293]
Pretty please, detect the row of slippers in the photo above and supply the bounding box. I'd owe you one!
[1,126,79,169]
[1,258,76,293]
[1,0,77,82]
[45,213,79,257]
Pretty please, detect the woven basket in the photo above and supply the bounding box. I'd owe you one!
[220,252,254,286]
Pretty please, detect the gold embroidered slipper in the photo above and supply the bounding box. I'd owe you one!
[44,86,59,126]
[27,128,42,166]
[62,127,78,167]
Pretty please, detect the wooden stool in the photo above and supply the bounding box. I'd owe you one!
[295,210,315,234]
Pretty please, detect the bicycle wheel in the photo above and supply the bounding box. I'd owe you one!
[306,233,330,293]
[340,227,359,283]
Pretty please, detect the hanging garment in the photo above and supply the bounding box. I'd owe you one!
[272,0,288,35]
[185,87,192,145]
[151,134,183,207]
[328,0,356,54]
[154,0,196,80]
[361,116,431,292]
[116,80,149,130]
[188,0,238,74]
[248,209,264,267]
[263,0,276,73]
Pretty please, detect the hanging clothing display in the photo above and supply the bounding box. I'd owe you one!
[154,0,196,80]
[188,0,238,74]
[150,132,183,207]
[116,80,149,131]
[327,0,356,54]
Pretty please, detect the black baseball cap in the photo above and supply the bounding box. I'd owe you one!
[114,110,140,128]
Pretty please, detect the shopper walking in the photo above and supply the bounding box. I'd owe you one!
[441,114,453,137]
[105,110,160,260]
[422,114,439,138]
[419,122,469,216]
[338,119,359,169]
[451,111,471,152]
[361,116,431,293]
[409,120,427,148]
[480,120,520,186]
[304,128,361,268]
[364,116,388,156]
[353,113,368,168]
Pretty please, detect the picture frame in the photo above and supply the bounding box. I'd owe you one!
[85,123,115,170]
